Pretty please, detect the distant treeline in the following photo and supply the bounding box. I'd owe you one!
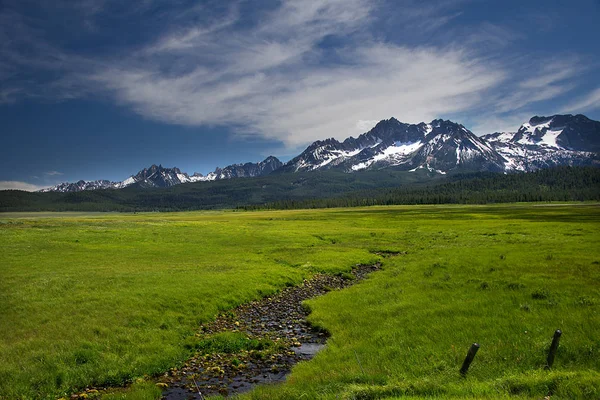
[242,166,600,210]
[1,166,599,213]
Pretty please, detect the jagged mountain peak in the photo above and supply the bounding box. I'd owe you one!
[527,115,554,125]
[479,113,600,171]
[483,113,600,152]
[427,119,469,134]
[285,117,507,174]
[262,155,280,163]
[306,138,341,149]
[373,117,402,127]
[366,117,408,133]
[39,179,120,193]
[37,115,599,193]
[212,156,283,179]
[40,156,284,193]
[283,114,599,175]
[430,118,449,125]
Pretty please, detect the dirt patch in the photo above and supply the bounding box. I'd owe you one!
[370,250,406,258]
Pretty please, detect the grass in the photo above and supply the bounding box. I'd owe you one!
[101,382,162,400]
[0,204,599,399]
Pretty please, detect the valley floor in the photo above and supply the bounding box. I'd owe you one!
[0,204,598,399]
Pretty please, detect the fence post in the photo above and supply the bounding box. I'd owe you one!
[460,343,480,376]
[545,329,562,370]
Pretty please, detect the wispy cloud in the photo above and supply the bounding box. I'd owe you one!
[81,0,509,145]
[463,22,523,49]
[465,61,583,135]
[562,87,600,113]
[92,42,504,146]
[0,181,47,191]
[44,171,64,176]
[0,0,597,146]
[356,120,380,132]
[488,60,582,114]
[468,112,534,136]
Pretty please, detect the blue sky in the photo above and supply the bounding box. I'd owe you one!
[1,0,599,190]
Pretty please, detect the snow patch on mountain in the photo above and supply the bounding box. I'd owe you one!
[539,129,564,148]
[176,173,190,183]
[40,157,282,192]
[409,164,447,175]
[38,114,599,193]
[121,176,136,186]
[352,141,422,171]
[318,149,362,168]
[481,114,599,171]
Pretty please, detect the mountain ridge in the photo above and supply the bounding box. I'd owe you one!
[279,114,598,176]
[37,114,599,193]
[39,157,283,193]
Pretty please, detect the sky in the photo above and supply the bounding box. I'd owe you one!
[1,0,600,191]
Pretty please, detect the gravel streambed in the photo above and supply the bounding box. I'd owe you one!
[159,263,380,399]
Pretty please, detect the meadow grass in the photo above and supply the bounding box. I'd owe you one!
[0,204,598,399]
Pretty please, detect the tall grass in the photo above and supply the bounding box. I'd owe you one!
[243,205,600,399]
[0,204,598,399]
[0,210,374,399]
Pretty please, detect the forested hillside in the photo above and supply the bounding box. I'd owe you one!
[256,167,600,210]
[1,167,598,212]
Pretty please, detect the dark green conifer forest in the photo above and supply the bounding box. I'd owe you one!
[1,166,598,212]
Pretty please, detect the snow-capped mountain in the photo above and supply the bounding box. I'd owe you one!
[40,157,282,192]
[39,180,122,193]
[280,114,598,174]
[39,165,203,192]
[209,156,283,180]
[38,114,599,193]
[281,118,508,174]
[123,164,189,188]
[482,114,600,171]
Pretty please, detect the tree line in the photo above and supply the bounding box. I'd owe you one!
[241,167,600,210]
[1,166,598,212]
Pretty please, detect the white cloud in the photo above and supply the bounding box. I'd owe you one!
[85,0,506,147]
[488,60,582,114]
[356,119,380,132]
[0,87,22,104]
[44,171,64,176]
[468,112,533,136]
[561,87,600,113]
[0,181,47,191]
[93,44,504,146]
[463,22,522,48]
[1,0,596,149]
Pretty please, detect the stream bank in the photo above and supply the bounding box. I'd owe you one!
[159,263,381,399]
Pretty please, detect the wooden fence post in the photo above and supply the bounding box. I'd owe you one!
[545,329,562,370]
[460,343,480,376]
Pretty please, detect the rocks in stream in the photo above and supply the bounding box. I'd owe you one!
[159,263,380,399]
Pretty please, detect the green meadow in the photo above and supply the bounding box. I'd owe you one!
[0,204,599,399]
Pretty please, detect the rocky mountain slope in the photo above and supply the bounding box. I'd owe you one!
[40,157,282,192]
[208,156,283,180]
[39,180,123,193]
[39,114,598,193]
[481,114,600,171]
[282,114,598,174]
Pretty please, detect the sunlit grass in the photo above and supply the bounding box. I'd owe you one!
[0,204,598,399]
[243,205,600,399]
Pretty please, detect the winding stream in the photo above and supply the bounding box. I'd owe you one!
[159,263,380,399]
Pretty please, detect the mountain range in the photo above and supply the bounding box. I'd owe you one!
[39,114,599,193]
[40,156,284,193]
